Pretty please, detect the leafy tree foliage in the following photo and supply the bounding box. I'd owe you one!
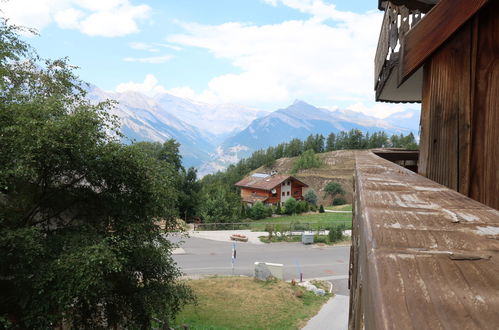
[249,202,267,220]
[291,149,323,174]
[0,20,192,328]
[332,197,347,206]
[324,182,346,201]
[303,189,318,205]
[199,187,240,223]
[284,198,297,215]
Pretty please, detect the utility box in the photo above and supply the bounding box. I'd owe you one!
[302,231,314,244]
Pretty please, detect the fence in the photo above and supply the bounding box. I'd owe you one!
[192,220,352,232]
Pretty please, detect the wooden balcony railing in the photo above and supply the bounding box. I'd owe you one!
[374,2,423,98]
[349,151,499,329]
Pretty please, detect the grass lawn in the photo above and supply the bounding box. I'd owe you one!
[325,204,352,211]
[247,212,352,231]
[175,277,330,330]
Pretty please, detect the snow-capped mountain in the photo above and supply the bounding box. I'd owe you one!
[86,86,269,168]
[153,94,269,144]
[218,100,416,161]
[86,85,420,175]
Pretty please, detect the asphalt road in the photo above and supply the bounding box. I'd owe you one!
[170,234,350,295]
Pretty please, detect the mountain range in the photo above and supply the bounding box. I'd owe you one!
[87,86,420,176]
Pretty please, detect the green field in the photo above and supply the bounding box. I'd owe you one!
[174,277,330,330]
[193,212,352,231]
[247,212,352,231]
[325,204,353,211]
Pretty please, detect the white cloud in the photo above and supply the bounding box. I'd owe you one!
[123,55,173,64]
[115,74,167,96]
[0,0,151,37]
[346,102,413,118]
[129,42,159,52]
[166,2,384,112]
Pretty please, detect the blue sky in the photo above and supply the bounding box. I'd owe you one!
[1,0,414,117]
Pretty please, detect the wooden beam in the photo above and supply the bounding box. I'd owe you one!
[378,0,437,12]
[400,0,489,84]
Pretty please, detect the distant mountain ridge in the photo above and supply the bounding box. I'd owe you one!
[86,86,420,175]
[86,86,269,168]
[207,100,420,173]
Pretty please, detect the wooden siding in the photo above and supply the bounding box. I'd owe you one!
[291,181,304,200]
[400,0,489,83]
[349,151,499,329]
[240,188,270,202]
[419,1,499,210]
[469,2,499,210]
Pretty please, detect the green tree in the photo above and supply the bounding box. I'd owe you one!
[249,202,267,220]
[178,167,201,220]
[0,21,193,328]
[284,198,297,215]
[291,149,323,174]
[319,204,325,213]
[303,189,318,205]
[326,133,336,151]
[323,182,346,202]
[199,187,240,223]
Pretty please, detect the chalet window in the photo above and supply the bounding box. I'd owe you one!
[287,181,290,185]
[294,191,298,195]
[282,192,285,196]
[287,191,290,196]
[282,183,285,186]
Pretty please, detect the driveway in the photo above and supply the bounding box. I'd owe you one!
[169,232,350,288]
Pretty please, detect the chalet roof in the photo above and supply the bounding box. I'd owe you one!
[235,175,308,191]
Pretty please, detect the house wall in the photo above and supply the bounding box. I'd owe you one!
[419,1,499,210]
[240,188,270,203]
[291,181,304,200]
[267,185,281,205]
[280,179,292,205]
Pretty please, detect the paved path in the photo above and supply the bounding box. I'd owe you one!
[302,295,349,330]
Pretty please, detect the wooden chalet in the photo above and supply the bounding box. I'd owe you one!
[349,1,499,329]
[235,174,308,206]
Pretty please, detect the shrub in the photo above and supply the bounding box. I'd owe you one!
[303,189,318,205]
[275,204,282,215]
[284,198,297,215]
[265,224,274,239]
[314,235,328,244]
[332,197,347,206]
[323,182,346,200]
[265,205,273,217]
[291,149,323,174]
[328,224,346,243]
[250,202,267,220]
[309,204,318,212]
[297,200,309,213]
[319,204,325,213]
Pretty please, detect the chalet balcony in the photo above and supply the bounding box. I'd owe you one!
[349,151,499,329]
[374,0,437,102]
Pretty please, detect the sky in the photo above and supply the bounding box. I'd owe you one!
[0,0,418,118]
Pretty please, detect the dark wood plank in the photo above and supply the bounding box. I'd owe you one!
[469,0,499,210]
[400,0,489,83]
[418,21,472,191]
